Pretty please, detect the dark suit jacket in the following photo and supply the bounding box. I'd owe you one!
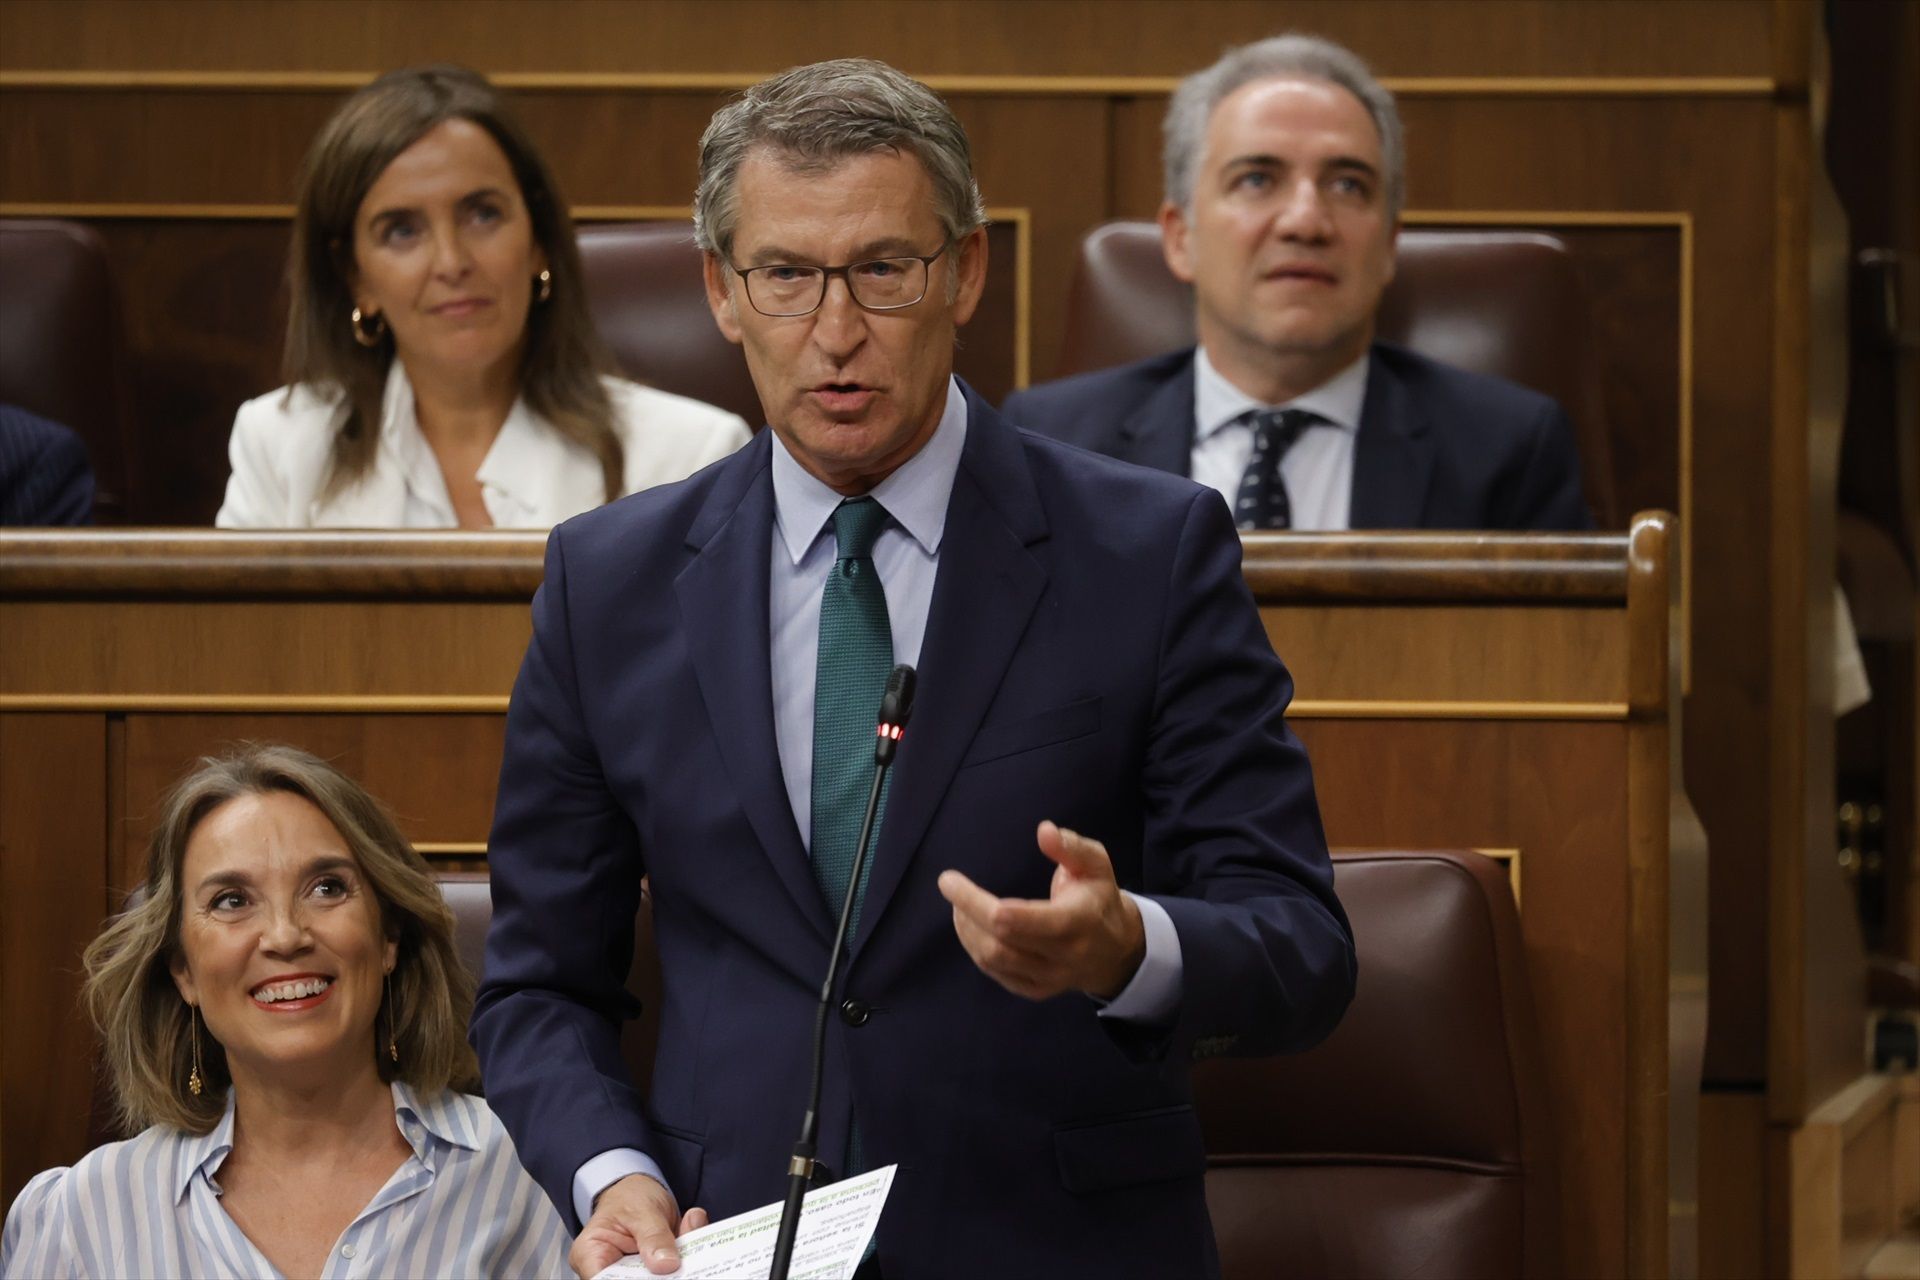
[0,405,93,526]
[1002,343,1594,530]
[472,387,1355,1277]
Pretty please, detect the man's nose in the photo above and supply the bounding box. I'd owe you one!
[1273,178,1335,242]
[811,273,868,358]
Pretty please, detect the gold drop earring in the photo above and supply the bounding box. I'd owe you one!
[188,1005,204,1097]
[386,971,399,1063]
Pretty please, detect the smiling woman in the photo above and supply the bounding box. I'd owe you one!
[0,745,570,1280]
[215,65,749,529]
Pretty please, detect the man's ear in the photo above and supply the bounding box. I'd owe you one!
[1159,201,1196,284]
[948,227,990,328]
[1382,217,1400,288]
[702,251,745,347]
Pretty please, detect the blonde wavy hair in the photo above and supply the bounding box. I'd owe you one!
[84,744,479,1135]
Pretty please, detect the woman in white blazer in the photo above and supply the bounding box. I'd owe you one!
[217,66,749,530]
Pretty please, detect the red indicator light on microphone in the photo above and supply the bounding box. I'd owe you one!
[876,723,903,740]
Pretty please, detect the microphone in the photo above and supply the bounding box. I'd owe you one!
[770,664,916,1280]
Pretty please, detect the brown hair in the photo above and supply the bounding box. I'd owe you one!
[283,64,623,503]
[83,744,480,1135]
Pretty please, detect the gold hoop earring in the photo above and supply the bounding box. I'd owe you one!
[188,1005,204,1097]
[350,306,387,348]
[534,269,552,304]
[385,970,399,1063]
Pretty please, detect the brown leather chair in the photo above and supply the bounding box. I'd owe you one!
[0,219,133,522]
[1054,221,1620,528]
[438,871,664,1096]
[1196,850,1558,1279]
[577,223,764,429]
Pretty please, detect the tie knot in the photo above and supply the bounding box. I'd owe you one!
[1248,407,1319,458]
[831,497,890,561]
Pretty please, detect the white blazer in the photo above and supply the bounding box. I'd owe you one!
[215,362,751,529]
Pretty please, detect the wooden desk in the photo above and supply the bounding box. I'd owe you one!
[0,517,1702,1276]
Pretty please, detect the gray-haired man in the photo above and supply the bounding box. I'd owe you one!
[472,58,1353,1279]
[1006,33,1592,531]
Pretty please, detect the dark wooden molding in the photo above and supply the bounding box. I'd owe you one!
[0,522,1659,603]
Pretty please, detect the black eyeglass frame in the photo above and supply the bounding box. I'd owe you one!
[726,239,956,317]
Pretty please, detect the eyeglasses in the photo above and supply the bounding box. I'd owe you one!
[729,240,953,317]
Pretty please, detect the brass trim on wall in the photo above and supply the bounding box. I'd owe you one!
[1291,700,1630,721]
[0,694,1630,719]
[0,695,511,713]
[0,70,1784,98]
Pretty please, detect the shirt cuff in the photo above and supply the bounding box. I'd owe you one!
[1096,892,1183,1024]
[573,1148,674,1229]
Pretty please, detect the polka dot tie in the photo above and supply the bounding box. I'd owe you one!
[1232,408,1320,531]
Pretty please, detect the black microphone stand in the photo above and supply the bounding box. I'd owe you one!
[769,665,916,1280]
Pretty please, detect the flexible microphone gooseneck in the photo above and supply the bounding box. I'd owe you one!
[769,664,916,1280]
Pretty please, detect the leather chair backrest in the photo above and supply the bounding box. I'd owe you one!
[577,223,764,429]
[1195,850,1558,1279]
[1055,221,1620,528]
[438,871,664,1095]
[0,219,132,521]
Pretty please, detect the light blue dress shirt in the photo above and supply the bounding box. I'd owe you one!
[574,379,1184,1222]
[0,1083,571,1279]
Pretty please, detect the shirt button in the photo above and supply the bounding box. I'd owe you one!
[341,1244,356,1259]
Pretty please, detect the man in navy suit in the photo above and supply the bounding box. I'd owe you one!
[1004,35,1592,532]
[472,59,1354,1279]
[0,404,93,526]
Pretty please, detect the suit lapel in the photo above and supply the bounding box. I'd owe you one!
[673,434,829,941]
[1114,356,1197,477]
[855,391,1048,949]
[1348,348,1436,528]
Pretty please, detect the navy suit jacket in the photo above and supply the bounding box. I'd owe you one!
[472,388,1355,1277]
[0,405,93,526]
[1002,343,1594,530]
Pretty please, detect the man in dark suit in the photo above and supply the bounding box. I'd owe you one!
[1004,35,1591,532]
[472,59,1354,1279]
[0,404,93,525]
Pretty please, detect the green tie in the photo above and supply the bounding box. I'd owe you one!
[810,497,894,942]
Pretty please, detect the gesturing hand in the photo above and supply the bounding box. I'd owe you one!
[937,821,1146,1002]
[569,1173,710,1278]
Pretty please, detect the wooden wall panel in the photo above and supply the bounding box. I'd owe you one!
[1299,717,1632,1275]
[118,714,507,891]
[0,715,106,1207]
[0,0,1777,79]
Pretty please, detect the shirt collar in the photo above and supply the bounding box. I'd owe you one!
[380,361,555,522]
[172,1081,478,1205]
[770,376,968,564]
[1191,345,1369,443]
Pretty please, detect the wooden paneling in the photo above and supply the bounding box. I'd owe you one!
[0,715,106,1206]
[1303,717,1631,1272]
[0,521,1694,1274]
[1702,1088,1769,1279]
[118,714,507,892]
[0,1,1779,79]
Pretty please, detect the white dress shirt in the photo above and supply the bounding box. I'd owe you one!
[0,1083,570,1279]
[1188,346,1368,531]
[573,378,1184,1223]
[216,361,750,529]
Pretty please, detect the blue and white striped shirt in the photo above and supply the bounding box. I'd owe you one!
[1,1082,569,1279]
